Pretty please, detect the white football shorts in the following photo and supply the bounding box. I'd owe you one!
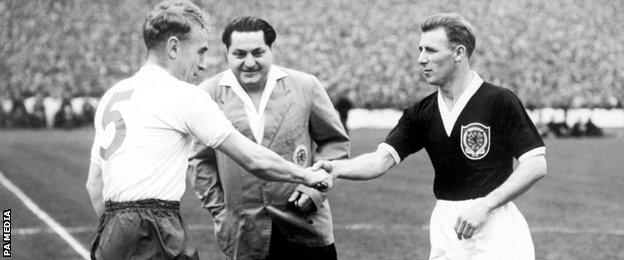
[429,198,534,260]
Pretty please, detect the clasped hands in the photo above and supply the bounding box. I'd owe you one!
[301,162,335,192]
[288,160,336,213]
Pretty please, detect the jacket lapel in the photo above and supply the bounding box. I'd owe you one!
[218,85,257,143]
[262,79,292,148]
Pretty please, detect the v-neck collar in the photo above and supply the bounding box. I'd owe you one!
[219,65,288,144]
[437,71,484,137]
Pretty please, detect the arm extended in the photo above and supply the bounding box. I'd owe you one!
[313,146,397,181]
[85,162,105,218]
[216,130,332,189]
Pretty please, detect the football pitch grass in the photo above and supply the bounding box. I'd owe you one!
[0,128,623,259]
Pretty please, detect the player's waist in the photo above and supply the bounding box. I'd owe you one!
[105,199,180,212]
[435,197,484,206]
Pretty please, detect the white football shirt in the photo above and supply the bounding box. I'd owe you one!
[90,64,234,202]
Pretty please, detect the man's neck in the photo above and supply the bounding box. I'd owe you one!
[241,82,266,94]
[438,69,473,110]
[145,55,176,78]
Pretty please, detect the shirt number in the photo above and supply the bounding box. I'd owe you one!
[100,90,134,160]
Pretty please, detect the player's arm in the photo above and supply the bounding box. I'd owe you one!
[313,106,422,181]
[85,162,105,218]
[483,154,547,211]
[454,153,546,240]
[215,130,333,190]
[312,145,397,181]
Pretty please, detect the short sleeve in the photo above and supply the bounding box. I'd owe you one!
[89,93,108,166]
[384,106,426,161]
[500,90,545,158]
[183,88,235,148]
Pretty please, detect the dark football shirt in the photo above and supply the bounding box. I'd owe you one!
[385,82,544,200]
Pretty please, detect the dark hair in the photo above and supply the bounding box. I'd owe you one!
[143,0,211,50]
[221,16,276,49]
[421,13,476,58]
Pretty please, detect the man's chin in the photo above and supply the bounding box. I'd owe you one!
[186,74,202,84]
[239,77,261,87]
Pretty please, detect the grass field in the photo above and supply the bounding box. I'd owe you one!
[1,128,623,259]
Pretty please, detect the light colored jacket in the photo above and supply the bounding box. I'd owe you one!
[189,66,350,259]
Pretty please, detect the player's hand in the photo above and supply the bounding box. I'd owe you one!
[454,201,491,240]
[287,190,315,213]
[303,167,333,192]
[311,160,337,179]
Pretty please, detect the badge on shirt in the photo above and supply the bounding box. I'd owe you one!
[461,123,490,160]
[292,145,309,167]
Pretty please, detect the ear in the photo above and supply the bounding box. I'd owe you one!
[454,44,467,62]
[166,36,180,59]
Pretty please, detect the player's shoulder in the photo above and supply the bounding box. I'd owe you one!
[280,66,315,80]
[198,71,227,93]
[278,66,320,87]
[100,77,134,100]
[399,91,437,120]
[479,82,522,104]
[480,81,516,98]
[409,91,438,112]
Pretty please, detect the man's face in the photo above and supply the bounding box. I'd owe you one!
[174,26,209,83]
[417,27,458,87]
[226,31,273,90]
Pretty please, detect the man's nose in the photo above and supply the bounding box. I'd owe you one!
[243,55,255,67]
[198,61,207,71]
[418,52,428,65]
[198,55,207,71]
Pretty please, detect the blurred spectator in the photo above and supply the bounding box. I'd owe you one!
[585,119,604,137]
[547,121,570,138]
[570,120,586,137]
[334,93,353,134]
[44,95,62,128]
[8,98,30,128]
[53,100,81,129]
[31,94,47,128]
[0,103,5,129]
[81,98,95,126]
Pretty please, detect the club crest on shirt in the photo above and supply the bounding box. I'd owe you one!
[461,123,490,160]
[292,145,309,167]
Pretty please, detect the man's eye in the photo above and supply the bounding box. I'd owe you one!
[252,51,264,57]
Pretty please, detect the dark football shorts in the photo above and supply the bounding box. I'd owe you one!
[90,199,198,260]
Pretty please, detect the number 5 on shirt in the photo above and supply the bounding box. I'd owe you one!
[100,90,134,160]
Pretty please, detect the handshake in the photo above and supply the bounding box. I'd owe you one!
[302,161,336,192]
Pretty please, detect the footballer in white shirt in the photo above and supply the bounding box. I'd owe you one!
[85,1,332,259]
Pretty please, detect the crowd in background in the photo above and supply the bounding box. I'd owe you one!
[1,0,623,129]
[0,93,97,129]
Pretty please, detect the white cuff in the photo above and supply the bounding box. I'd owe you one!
[517,146,546,162]
[378,143,401,165]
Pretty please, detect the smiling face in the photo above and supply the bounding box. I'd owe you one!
[226,31,273,90]
[417,27,459,87]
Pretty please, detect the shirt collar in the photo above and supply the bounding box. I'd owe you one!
[218,65,288,144]
[437,71,484,136]
[140,63,176,80]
